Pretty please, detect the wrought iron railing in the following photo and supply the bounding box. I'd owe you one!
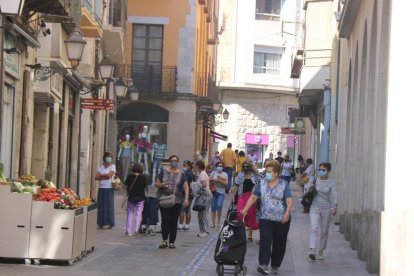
[119,64,177,93]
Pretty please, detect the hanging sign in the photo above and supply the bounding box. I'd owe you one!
[81,98,114,110]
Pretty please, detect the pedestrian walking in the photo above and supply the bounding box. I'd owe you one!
[124,163,148,236]
[95,151,116,229]
[178,160,196,230]
[210,161,228,228]
[275,151,284,165]
[209,151,222,173]
[155,155,189,249]
[241,160,293,275]
[219,143,237,193]
[308,162,337,261]
[280,154,294,183]
[194,160,210,237]
[232,160,260,242]
[235,150,247,177]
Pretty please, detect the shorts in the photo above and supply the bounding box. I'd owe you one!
[180,199,193,213]
[211,192,225,212]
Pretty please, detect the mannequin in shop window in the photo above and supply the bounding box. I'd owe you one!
[151,138,168,184]
[118,134,135,181]
[135,125,152,175]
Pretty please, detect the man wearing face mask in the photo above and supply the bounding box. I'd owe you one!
[232,160,261,241]
[209,161,228,228]
[241,160,293,275]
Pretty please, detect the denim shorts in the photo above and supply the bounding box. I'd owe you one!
[180,199,193,213]
[211,192,225,212]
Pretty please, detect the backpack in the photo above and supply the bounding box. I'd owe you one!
[192,189,207,211]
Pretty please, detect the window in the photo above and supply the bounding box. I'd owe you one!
[131,24,164,92]
[253,52,281,75]
[1,85,15,177]
[132,24,163,68]
[256,0,282,21]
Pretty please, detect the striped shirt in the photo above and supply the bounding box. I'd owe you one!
[311,178,337,209]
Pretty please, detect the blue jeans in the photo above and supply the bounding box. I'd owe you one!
[280,175,291,183]
[223,167,233,193]
[211,192,225,212]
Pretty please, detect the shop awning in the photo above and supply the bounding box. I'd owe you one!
[209,129,228,141]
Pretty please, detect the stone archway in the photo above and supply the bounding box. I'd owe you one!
[117,102,169,122]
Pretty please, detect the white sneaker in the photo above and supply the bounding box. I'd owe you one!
[318,250,324,260]
[183,225,190,230]
[197,232,209,238]
[177,224,183,230]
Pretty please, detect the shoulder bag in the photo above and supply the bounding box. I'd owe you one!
[157,172,180,208]
[112,176,122,191]
[121,175,139,210]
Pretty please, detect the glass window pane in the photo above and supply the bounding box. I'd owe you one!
[148,50,162,62]
[149,38,162,50]
[133,37,146,49]
[133,49,146,61]
[134,25,146,36]
[149,26,163,38]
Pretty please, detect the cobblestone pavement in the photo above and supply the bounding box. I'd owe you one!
[0,183,376,275]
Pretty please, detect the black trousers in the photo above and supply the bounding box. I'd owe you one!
[259,219,291,268]
[160,203,182,243]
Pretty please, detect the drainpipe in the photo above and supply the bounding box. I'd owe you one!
[318,88,330,163]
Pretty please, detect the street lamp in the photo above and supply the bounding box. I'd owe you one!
[98,54,115,81]
[130,90,139,101]
[223,109,230,121]
[64,28,86,68]
[114,78,128,98]
[0,0,25,16]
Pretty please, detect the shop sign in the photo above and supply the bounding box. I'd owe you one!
[81,98,114,110]
[245,134,269,145]
[4,31,19,78]
[294,117,306,134]
[281,127,294,134]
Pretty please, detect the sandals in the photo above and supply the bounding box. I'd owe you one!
[169,244,176,249]
[248,237,253,242]
[158,242,168,249]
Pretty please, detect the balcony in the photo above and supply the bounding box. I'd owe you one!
[119,64,177,95]
[24,0,71,16]
[81,0,103,38]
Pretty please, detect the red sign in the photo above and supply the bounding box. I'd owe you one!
[281,127,295,134]
[81,98,114,110]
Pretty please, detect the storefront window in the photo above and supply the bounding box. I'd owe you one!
[245,134,269,168]
[117,122,168,184]
[1,85,15,177]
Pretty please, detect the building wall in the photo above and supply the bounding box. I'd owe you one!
[216,90,297,156]
[125,0,190,67]
[332,0,390,273]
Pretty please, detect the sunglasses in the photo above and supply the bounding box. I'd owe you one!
[216,166,223,168]
[170,160,178,162]
[318,169,327,172]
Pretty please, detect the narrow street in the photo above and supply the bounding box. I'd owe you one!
[0,182,374,276]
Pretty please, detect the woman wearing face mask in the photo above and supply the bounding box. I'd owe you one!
[308,162,337,261]
[232,160,260,242]
[95,151,117,229]
[178,160,196,230]
[241,160,293,275]
[155,155,189,249]
[209,161,228,228]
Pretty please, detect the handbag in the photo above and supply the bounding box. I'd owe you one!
[157,179,179,208]
[112,176,122,191]
[121,175,139,211]
[301,186,317,208]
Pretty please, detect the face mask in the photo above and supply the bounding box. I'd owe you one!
[105,157,112,163]
[318,170,327,177]
[243,167,252,173]
[216,166,223,172]
[182,167,188,171]
[265,172,273,181]
[170,161,178,168]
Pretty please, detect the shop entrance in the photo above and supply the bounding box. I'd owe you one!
[116,103,169,183]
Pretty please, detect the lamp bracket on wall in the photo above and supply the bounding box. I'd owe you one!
[26,63,71,81]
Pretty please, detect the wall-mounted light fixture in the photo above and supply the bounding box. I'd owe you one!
[26,28,87,81]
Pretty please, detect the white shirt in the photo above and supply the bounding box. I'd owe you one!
[247,154,257,162]
[98,164,116,189]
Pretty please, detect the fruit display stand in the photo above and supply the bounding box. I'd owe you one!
[81,202,97,255]
[28,201,84,265]
[0,184,32,262]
